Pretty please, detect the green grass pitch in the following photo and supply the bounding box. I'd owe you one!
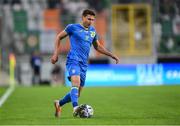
[0,85,180,125]
[0,87,7,96]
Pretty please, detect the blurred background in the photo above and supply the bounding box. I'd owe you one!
[0,0,180,87]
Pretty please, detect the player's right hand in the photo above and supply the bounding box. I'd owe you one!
[51,54,58,64]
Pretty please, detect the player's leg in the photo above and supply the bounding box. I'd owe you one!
[78,78,86,97]
[54,60,86,117]
[56,76,80,109]
[78,86,83,97]
[59,92,71,106]
[70,75,80,112]
[54,92,71,117]
[54,60,80,117]
[66,60,82,116]
[78,63,87,97]
[70,63,88,117]
[73,71,87,117]
[54,100,62,117]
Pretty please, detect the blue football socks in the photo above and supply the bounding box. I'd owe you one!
[70,86,79,108]
[59,92,71,107]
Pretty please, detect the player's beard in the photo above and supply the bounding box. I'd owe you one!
[85,23,90,28]
[82,22,90,29]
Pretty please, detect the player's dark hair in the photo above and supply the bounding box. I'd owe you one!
[82,9,96,17]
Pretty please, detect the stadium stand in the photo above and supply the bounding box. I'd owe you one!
[0,0,180,85]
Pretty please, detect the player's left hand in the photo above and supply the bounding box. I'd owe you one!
[112,55,120,64]
[51,54,58,64]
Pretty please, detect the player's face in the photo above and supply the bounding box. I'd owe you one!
[82,15,95,28]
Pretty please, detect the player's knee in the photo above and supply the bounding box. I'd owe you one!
[71,76,80,87]
[72,82,80,87]
[71,80,80,87]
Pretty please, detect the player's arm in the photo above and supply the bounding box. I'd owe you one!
[93,40,120,64]
[51,30,68,64]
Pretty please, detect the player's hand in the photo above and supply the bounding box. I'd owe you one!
[51,54,58,64]
[112,55,120,64]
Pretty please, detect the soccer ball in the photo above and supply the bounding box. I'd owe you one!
[79,104,94,118]
[86,104,94,117]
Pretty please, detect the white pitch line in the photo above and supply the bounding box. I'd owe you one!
[0,86,15,107]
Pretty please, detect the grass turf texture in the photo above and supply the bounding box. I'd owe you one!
[0,87,8,97]
[0,85,180,125]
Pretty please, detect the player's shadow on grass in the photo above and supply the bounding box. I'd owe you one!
[58,116,93,120]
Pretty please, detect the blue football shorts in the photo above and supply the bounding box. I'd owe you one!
[66,59,88,87]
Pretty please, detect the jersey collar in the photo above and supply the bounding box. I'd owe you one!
[79,23,90,31]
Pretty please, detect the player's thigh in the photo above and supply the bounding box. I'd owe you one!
[66,60,80,85]
[71,75,80,87]
[80,68,87,87]
[66,60,80,76]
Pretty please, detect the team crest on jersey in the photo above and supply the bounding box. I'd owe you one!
[90,31,96,38]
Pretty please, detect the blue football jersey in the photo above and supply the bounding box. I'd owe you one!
[65,24,98,63]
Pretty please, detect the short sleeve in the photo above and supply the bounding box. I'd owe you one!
[65,24,73,35]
